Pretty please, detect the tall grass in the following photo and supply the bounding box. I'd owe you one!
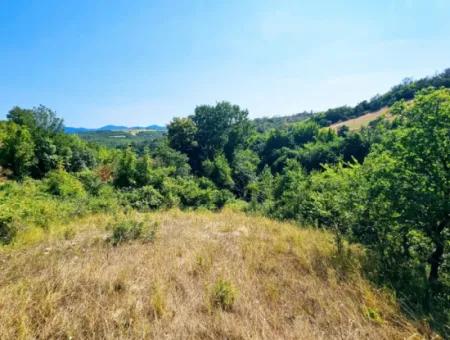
[0,209,424,339]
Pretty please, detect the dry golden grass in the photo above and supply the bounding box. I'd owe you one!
[0,209,424,339]
[330,107,390,131]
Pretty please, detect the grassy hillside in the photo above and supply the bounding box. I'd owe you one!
[0,209,424,339]
[77,129,165,148]
[329,107,390,131]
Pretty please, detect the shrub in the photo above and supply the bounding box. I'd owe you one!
[109,220,143,245]
[202,154,235,190]
[212,189,234,209]
[44,169,86,198]
[174,177,232,210]
[76,170,103,195]
[87,185,120,212]
[0,214,16,245]
[122,186,164,211]
[223,199,248,212]
[108,219,158,246]
[210,279,237,311]
[158,177,181,208]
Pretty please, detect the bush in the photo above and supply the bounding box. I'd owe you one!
[223,199,248,212]
[87,185,120,213]
[44,169,86,198]
[108,219,158,246]
[122,186,164,211]
[212,189,234,209]
[76,170,103,195]
[210,279,237,311]
[0,214,16,245]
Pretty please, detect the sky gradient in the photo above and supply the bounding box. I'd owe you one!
[1,0,449,127]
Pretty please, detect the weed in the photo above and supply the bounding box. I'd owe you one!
[149,284,166,319]
[210,279,237,311]
[365,306,383,324]
[63,227,75,240]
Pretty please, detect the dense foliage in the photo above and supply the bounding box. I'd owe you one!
[1,77,449,334]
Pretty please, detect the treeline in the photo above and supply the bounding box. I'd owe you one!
[0,88,448,333]
[0,105,97,179]
[253,68,450,131]
[252,111,314,132]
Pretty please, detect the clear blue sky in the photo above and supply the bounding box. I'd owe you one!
[1,0,449,127]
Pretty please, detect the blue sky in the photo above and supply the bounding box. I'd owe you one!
[1,0,449,127]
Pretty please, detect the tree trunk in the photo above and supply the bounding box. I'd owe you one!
[428,240,444,283]
[427,216,449,283]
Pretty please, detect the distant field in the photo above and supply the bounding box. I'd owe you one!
[330,107,390,131]
[78,129,165,148]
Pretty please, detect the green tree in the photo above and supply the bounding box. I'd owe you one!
[0,122,35,179]
[272,160,311,221]
[113,147,137,188]
[167,117,198,156]
[153,141,191,177]
[260,129,292,171]
[6,107,35,129]
[248,165,274,209]
[135,148,154,186]
[290,120,320,146]
[32,136,59,177]
[193,101,250,162]
[203,153,235,190]
[232,149,259,198]
[30,105,64,135]
[7,105,64,135]
[375,90,449,282]
[308,163,363,251]
[352,89,450,328]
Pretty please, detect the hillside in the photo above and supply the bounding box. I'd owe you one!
[1,81,448,337]
[329,107,390,131]
[254,69,450,131]
[0,210,423,339]
[76,129,165,148]
[65,125,166,133]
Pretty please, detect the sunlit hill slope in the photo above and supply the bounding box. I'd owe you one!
[0,209,424,339]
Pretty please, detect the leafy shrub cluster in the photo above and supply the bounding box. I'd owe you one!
[0,174,120,245]
[108,219,159,246]
[45,169,87,198]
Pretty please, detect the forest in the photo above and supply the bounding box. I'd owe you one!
[0,70,449,336]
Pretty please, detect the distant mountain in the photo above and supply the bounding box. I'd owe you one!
[65,124,166,134]
[146,124,166,131]
[64,127,95,133]
[98,125,129,131]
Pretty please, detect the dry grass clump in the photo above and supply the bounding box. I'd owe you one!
[0,209,424,339]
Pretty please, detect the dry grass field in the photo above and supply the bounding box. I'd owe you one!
[0,209,426,339]
[330,107,390,131]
